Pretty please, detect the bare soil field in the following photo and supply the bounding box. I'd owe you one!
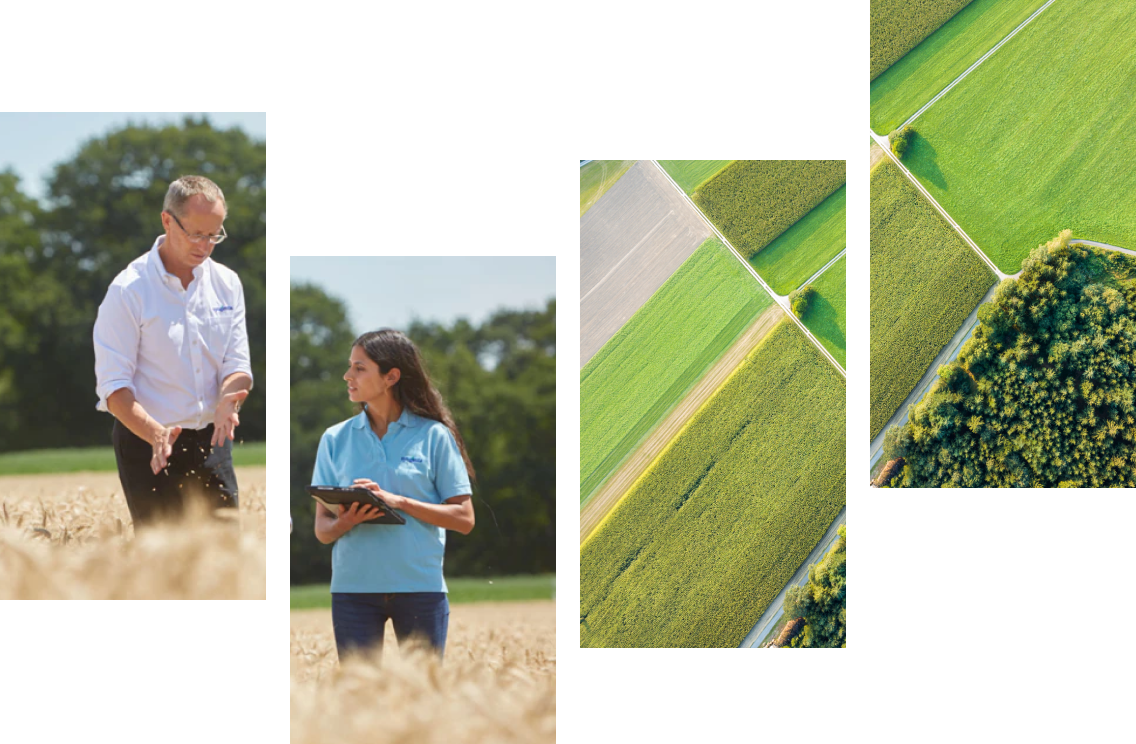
[580,304,785,542]
[580,160,712,366]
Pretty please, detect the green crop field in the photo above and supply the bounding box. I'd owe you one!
[870,0,973,80]
[0,441,267,475]
[751,185,846,295]
[580,238,772,503]
[291,574,555,609]
[657,160,732,195]
[694,160,845,261]
[580,160,636,216]
[581,320,845,648]
[870,161,995,439]
[905,1,1136,273]
[870,0,1045,134]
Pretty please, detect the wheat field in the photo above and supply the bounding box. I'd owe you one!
[0,466,266,599]
[291,601,555,743]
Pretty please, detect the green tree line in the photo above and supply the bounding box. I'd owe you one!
[0,117,266,451]
[884,232,1136,487]
[289,283,556,584]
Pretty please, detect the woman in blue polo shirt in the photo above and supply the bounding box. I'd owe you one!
[312,328,475,660]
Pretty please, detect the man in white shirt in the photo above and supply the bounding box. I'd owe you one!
[93,175,254,526]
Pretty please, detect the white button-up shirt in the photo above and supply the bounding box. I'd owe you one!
[93,235,253,430]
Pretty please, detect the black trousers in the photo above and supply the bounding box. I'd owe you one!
[112,420,239,526]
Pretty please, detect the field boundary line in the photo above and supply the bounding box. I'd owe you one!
[898,0,1057,131]
[796,247,847,292]
[650,160,846,379]
[868,130,1010,281]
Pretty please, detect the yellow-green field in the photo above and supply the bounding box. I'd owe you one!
[580,237,772,503]
[581,321,845,647]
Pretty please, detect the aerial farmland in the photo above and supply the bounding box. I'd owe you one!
[580,159,846,648]
[869,0,1136,486]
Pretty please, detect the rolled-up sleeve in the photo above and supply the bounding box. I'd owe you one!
[93,283,140,411]
[222,275,254,384]
[312,431,338,487]
[432,427,472,499]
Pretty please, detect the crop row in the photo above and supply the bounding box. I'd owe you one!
[657,160,733,195]
[580,320,845,648]
[870,160,995,439]
[870,0,973,80]
[693,160,845,261]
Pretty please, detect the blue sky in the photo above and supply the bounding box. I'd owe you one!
[290,256,556,333]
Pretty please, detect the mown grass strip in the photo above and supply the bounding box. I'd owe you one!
[801,255,847,369]
[657,160,733,195]
[870,0,1045,134]
[751,185,846,295]
[580,160,636,216]
[291,574,555,609]
[870,0,973,80]
[905,0,1136,273]
[0,442,267,475]
[581,238,772,503]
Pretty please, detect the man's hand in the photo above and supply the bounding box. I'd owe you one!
[151,425,183,475]
[212,389,250,447]
[353,478,408,511]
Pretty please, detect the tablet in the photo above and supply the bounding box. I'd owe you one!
[308,485,406,525]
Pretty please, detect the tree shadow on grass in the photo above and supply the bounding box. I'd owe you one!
[906,132,948,192]
[803,294,846,366]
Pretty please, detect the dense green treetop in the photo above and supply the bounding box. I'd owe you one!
[783,524,846,648]
[887,233,1136,487]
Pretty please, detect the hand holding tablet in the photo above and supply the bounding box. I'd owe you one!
[308,485,406,525]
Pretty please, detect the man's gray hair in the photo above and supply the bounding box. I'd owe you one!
[164,175,227,216]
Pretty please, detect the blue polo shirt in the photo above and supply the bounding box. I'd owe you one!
[312,408,472,593]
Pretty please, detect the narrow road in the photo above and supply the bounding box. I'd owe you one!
[649,159,845,379]
[868,238,1134,475]
[740,507,846,648]
[796,247,847,293]
[895,0,1054,132]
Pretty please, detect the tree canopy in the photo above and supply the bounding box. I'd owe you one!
[888,233,1136,487]
[783,524,846,648]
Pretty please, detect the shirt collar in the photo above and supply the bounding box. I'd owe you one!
[352,406,421,430]
[148,235,206,285]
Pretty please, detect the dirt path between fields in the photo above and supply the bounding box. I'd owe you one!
[580,305,785,544]
[870,143,887,170]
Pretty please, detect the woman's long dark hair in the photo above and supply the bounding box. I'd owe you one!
[354,329,476,483]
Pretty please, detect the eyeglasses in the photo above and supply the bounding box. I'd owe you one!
[166,211,227,245]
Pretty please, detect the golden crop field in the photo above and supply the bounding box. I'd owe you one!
[0,467,266,599]
[291,601,555,743]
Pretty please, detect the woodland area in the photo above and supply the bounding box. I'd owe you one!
[782,525,846,648]
[882,233,1136,487]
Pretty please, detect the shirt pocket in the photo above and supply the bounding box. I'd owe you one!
[201,314,234,361]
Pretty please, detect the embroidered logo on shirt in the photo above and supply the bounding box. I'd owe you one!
[401,456,425,464]
[214,305,234,312]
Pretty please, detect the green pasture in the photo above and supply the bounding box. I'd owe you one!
[871,0,1045,134]
[801,255,847,369]
[905,1,1136,273]
[751,185,846,295]
[290,574,555,609]
[0,441,267,476]
[580,237,772,504]
[657,160,732,195]
[581,321,845,648]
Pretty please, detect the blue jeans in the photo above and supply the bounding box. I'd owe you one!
[331,592,449,661]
